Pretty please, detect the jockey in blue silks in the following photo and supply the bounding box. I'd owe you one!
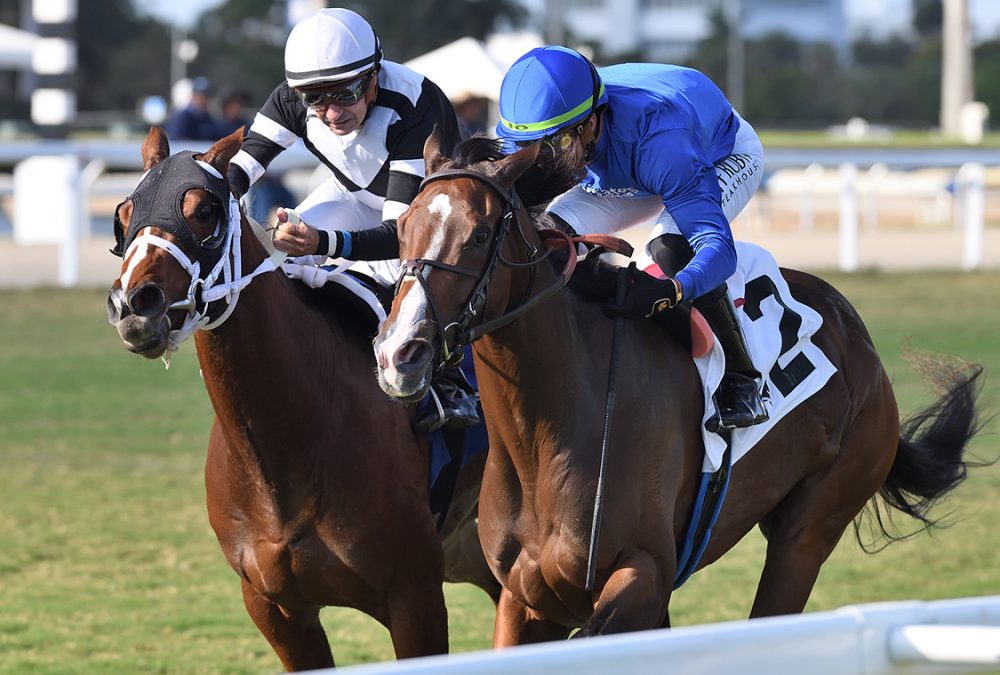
[496,46,768,430]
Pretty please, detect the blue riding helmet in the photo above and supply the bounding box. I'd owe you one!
[496,46,608,143]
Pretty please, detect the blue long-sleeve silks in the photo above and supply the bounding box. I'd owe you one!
[583,63,740,301]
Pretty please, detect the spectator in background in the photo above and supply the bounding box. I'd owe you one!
[165,77,221,141]
[216,89,251,136]
[453,93,490,138]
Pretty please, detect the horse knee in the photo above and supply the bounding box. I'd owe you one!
[585,554,669,635]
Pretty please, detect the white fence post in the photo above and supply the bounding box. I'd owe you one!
[958,162,984,270]
[800,163,823,232]
[839,163,859,272]
[56,158,106,287]
[864,162,888,231]
[76,158,106,239]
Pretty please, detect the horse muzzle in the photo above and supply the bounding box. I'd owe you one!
[106,283,172,358]
[374,320,437,401]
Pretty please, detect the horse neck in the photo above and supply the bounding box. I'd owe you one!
[474,248,593,473]
[192,221,366,474]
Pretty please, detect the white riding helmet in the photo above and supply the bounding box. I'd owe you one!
[284,8,383,89]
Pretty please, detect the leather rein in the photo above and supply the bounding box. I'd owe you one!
[399,168,632,364]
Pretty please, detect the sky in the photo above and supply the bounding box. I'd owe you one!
[132,0,225,29]
[131,0,1000,39]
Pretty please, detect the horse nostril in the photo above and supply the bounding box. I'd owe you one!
[127,283,167,318]
[395,339,431,368]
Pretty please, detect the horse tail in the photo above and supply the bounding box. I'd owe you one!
[863,355,987,549]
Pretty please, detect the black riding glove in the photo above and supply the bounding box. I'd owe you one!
[602,269,683,319]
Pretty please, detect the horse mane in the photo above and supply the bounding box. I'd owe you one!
[448,135,585,211]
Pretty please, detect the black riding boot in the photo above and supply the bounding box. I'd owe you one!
[694,284,769,431]
[413,361,481,433]
[650,235,768,430]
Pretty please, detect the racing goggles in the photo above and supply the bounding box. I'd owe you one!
[296,72,374,109]
[515,120,587,152]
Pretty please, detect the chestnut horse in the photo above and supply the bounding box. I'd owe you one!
[374,132,983,645]
[106,127,499,671]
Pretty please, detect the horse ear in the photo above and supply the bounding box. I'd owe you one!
[141,126,170,171]
[493,142,540,187]
[199,127,245,175]
[423,125,451,175]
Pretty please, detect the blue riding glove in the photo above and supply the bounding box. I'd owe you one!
[602,269,683,319]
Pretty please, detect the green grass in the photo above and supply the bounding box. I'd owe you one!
[1,275,998,673]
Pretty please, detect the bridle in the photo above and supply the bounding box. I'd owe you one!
[399,168,629,365]
[114,153,286,363]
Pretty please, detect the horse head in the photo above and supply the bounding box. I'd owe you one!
[106,126,249,360]
[375,129,540,401]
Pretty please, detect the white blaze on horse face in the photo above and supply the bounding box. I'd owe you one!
[119,229,156,290]
[378,195,453,390]
[425,194,451,258]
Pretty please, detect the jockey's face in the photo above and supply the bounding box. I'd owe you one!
[516,114,600,171]
[296,72,377,135]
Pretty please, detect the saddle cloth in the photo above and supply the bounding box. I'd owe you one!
[686,241,838,472]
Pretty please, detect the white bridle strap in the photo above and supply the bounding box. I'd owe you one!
[119,192,287,360]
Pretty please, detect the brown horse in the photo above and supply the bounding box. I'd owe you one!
[373,132,983,645]
[105,127,499,671]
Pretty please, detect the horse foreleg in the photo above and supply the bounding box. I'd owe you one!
[576,550,668,637]
[493,588,573,647]
[240,579,333,672]
[385,581,450,659]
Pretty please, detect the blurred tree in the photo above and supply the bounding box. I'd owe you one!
[357,0,527,62]
[683,8,728,90]
[913,0,943,38]
[77,0,171,111]
[974,39,1000,126]
[684,16,847,126]
[0,3,18,26]
[741,35,844,125]
[847,37,919,124]
[187,0,287,109]
[185,0,526,109]
[676,0,982,128]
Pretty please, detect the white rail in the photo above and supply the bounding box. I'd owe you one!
[329,596,1000,675]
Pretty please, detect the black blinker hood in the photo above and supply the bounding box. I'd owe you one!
[111,151,231,258]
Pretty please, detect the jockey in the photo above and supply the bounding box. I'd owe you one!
[495,46,768,430]
[227,8,478,433]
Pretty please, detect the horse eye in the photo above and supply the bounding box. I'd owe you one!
[197,204,217,223]
[471,225,491,247]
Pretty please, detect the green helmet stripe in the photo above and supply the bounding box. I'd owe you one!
[499,83,605,133]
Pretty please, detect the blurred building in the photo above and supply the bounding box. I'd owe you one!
[532,0,848,63]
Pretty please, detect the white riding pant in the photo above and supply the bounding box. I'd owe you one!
[547,112,764,260]
[294,176,400,287]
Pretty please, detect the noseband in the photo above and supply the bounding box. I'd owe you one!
[401,169,612,365]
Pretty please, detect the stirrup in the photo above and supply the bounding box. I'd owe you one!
[412,387,480,433]
[413,387,447,433]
